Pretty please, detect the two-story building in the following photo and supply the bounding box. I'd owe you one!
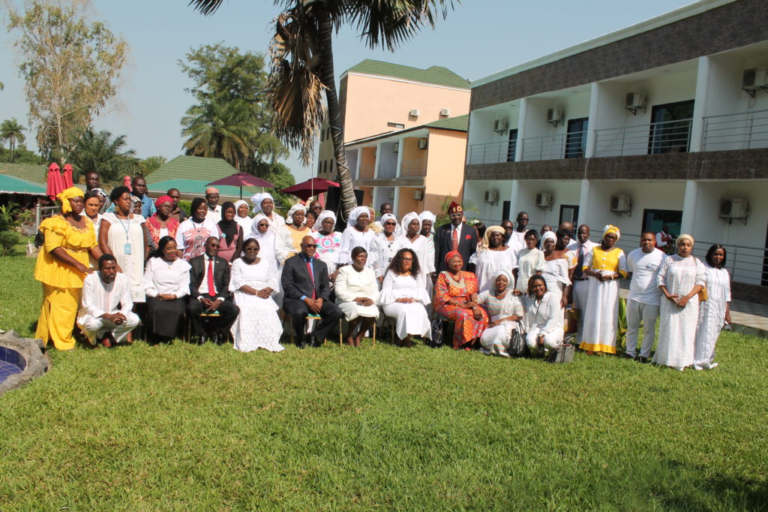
[463,0,768,298]
[317,59,471,214]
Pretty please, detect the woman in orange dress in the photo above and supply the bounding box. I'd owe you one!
[434,251,489,349]
[34,187,103,350]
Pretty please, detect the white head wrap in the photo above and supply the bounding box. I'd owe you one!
[234,200,249,218]
[541,231,557,246]
[286,203,307,223]
[401,212,421,235]
[492,268,515,290]
[349,206,371,227]
[247,213,273,241]
[250,192,274,214]
[315,210,337,231]
[419,211,436,223]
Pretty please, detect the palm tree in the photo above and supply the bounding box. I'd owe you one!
[181,99,256,171]
[189,0,455,221]
[69,128,138,182]
[1,118,26,163]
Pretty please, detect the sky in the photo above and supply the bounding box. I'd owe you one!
[0,0,696,181]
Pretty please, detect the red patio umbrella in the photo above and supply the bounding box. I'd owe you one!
[46,163,65,201]
[207,172,275,199]
[281,177,340,201]
[62,164,74,188]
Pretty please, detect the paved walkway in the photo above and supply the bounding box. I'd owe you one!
[618,286,768,338]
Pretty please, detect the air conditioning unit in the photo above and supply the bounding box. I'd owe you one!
[418,138,428,150]
[493,119,508,134]
[393,142,399,153]
[610,195,632,213]
[409,108,420,117]
[536,192,553,208]
[389,189,396,199]
[413,189,424,200]
[720,198,749,218]
[625,92,647,115]
[743,68,768,90]
[440,108,451,116]
[547,108,564,126]
[484,190,499,204]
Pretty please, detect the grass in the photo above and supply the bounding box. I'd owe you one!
[1,248,767,510]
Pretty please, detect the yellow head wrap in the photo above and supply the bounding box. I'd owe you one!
[677,233,694,246]
[57,187,84,214]
[603,224,621,241]
[480,226,506,251]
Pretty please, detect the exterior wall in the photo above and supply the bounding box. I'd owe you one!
[513,180,584,230]
[342,73,470,143]
[464,180,514,225]
[423,130,467,215]
[400,136,427,176]
[397,187,424,219]
[360,147,377,179]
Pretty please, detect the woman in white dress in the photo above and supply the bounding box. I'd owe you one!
[338,206,376,268]
[400,212,435,288]
[475,226,518,294]
[379,248,431,347]
[524,275,564,353]
[478,268,524,357]
[514,229,545,295]
[312,210,343,280]
[654,234,706,371]
[579,225,628,355]
[247,213,282,306]
[234,200,253,235]
[143,236,191,341]
[335,246,379,346]
[541,231,572,307]
[250,192,285,236]
[100,186,149,305]
[229,238,284,353]
[371,213,403,282]
[694,244,732,370]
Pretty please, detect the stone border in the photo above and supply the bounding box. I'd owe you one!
[0,330,48,397]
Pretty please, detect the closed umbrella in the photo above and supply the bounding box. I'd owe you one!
[207,172,275,199]
[46,163,65,201]
[62,164,74,188]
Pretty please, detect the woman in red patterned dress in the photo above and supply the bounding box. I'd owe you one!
[434,251,489,349]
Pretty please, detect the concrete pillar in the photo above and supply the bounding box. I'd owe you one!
[395,137,405,177]
[510,179,521,214]
[515,99,529,162]
[690,56,711,153]
[374,142,383,178]
[585,82,600,158]
[393,186,401,216]
[577,180,594,228]
[681,180,699,235]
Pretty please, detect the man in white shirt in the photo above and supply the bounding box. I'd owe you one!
[205,187,222,223]
[77,254,140,347]
[626,232,666,362]
[506,211,529,253]
[567,224,598,341]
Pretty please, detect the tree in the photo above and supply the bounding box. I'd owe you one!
[0,143,46,165]
[0,118,26,163]
[6,0,128,161]
[139,156,167,176]
[69,128,138,182]
[179,43,288,172]
[189,0,455,221]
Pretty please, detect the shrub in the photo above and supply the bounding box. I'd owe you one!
[0,231,20,256]
[179,200,191,217]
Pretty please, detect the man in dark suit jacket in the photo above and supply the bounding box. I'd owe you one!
[187,236,240,343]
[435,201,478,273]
[282,235,343,348]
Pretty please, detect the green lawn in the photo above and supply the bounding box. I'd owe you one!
[1,249,767,510]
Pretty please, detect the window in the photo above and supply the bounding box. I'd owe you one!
[506,129,518,162]
[559,205,579,228]
[641,209,682,237]
[387,122,405,129]
[318,161,322,173]
[565,118,588,159]
[648,100,694,154]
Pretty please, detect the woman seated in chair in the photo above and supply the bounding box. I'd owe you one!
[523,274,564,354]
[335,246,379,346]
[379,248,432,348]
[433,251,489,350]
[143,236,191,342]
[477,268,524,357]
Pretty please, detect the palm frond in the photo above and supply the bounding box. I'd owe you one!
[187,0,224,16]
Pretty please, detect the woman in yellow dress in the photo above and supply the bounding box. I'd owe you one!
[34,187,103,350]
[275,204,311,265]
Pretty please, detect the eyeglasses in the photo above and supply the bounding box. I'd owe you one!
[401,258,413,262]
[303,244,317,248]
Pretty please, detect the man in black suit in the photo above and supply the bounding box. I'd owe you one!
[187,236,240,343]
[282,235,343,348]
[435,201,478,273]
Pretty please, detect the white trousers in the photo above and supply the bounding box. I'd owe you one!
[525,327,564,351]
[572,279,590,341]
[626,300,659,358]
[79,313,140,345]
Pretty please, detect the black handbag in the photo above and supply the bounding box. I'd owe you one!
[509,328,527,357]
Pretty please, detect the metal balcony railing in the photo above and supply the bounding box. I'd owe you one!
[377,163,397,179]
[401,159,427,176]
[595,119,692,157]
[358,164,375,179]
[521,131,588,161]
[702,109,768,152]
[468,140,516,165]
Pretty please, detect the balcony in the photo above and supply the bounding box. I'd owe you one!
[401,159,427,177]
[594,119,692,157]
[378,163,397,179]
[520,131,587,161]
[359,164,375,179]
[468,141,516,165]
[703,109,768,152]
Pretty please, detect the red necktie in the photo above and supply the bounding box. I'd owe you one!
[306,259,316,299]
[451,227,459,252]
[207,258,216,297]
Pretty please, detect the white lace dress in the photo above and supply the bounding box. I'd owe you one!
[694,264,731,368]
[229,258,284,352]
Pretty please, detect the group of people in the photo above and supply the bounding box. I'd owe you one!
[32,176,732,371]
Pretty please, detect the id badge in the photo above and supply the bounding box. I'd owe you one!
[124,243,132,255]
